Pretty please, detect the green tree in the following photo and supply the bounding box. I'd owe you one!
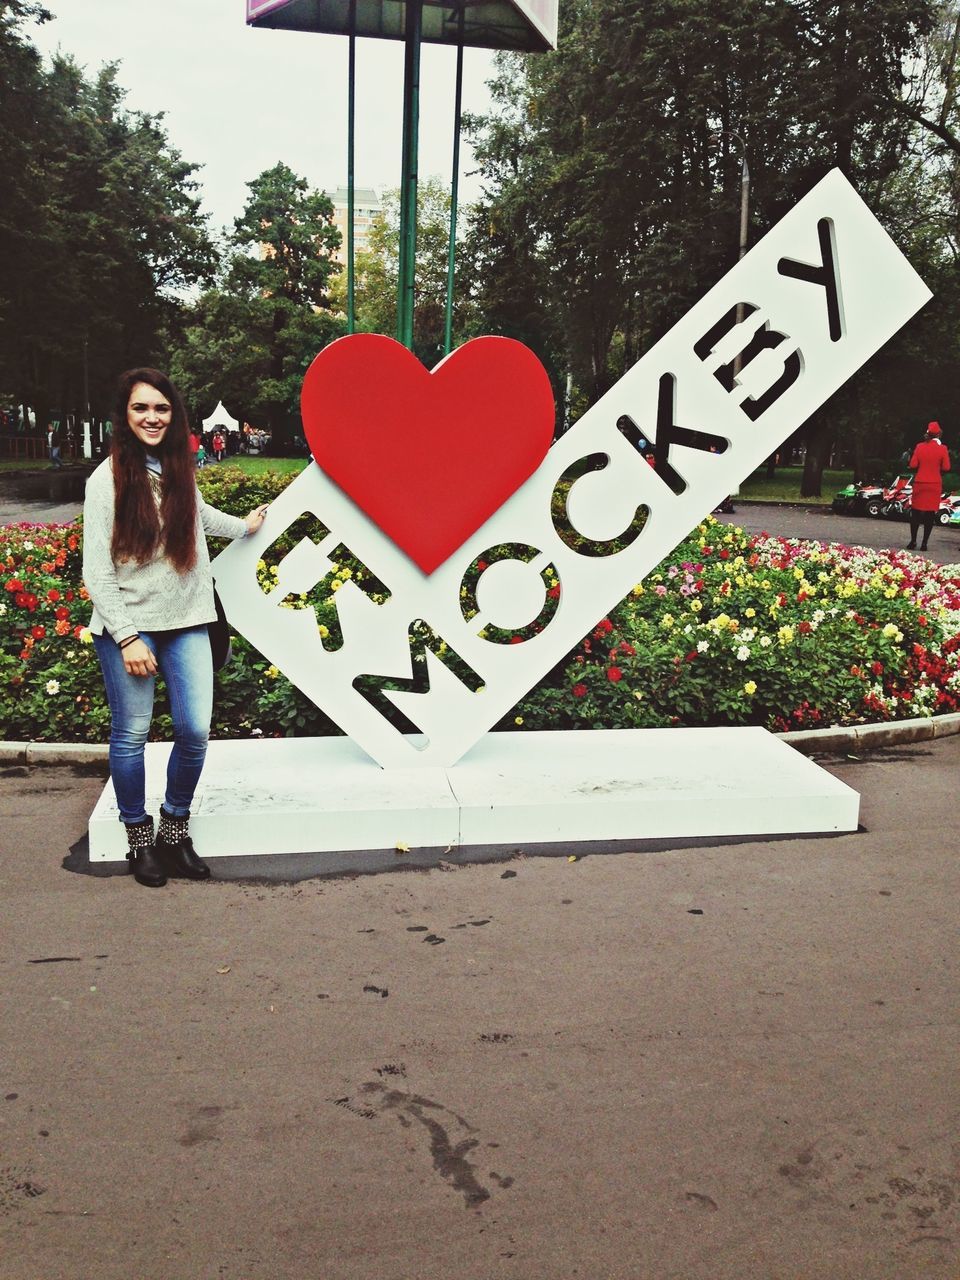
[173,163,342,448]
[0,7,216,434]
[341,176,475,369]
[466,0,942,486]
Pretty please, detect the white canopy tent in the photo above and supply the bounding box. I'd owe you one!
[202,401,240,433]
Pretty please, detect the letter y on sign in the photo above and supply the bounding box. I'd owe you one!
[212,171,931,768]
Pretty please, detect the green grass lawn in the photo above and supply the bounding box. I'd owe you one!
[0,455,311,476]
[738,466,853,504]
[739,465,960,504]
[5,454,950,508]
[207,456,309,477]
[0,458,56,471]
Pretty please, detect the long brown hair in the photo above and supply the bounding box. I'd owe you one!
[109,368,198,572]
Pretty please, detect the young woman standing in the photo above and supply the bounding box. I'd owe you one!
[907,421,951,552]
[83,369,267,887]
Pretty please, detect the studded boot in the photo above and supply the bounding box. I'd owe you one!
[124,816,167,888]
[155,807,210,881]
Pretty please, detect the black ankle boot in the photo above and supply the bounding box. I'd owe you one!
[156,807,210,880]
[124,816,166,888]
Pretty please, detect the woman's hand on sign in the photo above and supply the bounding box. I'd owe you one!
[245,504,269,535]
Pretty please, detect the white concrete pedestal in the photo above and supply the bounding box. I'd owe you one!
[87,728,860,875]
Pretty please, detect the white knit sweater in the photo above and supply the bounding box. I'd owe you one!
[82,457,248,643]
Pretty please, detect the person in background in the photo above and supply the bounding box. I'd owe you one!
[907,420,950,552]
[188,428,201,465]
[82,368,268,888]
[47,425,62,468]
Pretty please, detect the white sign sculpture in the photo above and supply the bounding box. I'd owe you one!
[212,171,930,769]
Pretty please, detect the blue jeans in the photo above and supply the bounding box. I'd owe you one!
[94,626,213,826]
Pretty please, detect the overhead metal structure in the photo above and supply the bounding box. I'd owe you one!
[247,0,556,51]
[247,0,558,350]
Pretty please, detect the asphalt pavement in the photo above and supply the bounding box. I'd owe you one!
[715,500,960,565]
[0,744,957,1279]
[2,489,958,1279]
[4,485,960,567]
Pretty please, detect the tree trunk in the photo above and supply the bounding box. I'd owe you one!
[800,418,834,497]
[853,433,866,481]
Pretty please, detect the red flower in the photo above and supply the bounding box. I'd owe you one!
[798,620,812,634]
[572,683,588,698]
[47,588,60,602]
[31,624,45,639]
[475,560,488,572]
[684,650,697,663]
[65,590,75,602]
[5,578,23,593]
[607,667,623,682]
[55,606,70,620]
[509,635,524,644]
[14,592,28,608]
[620,642,636,656]
[719,548,729,559]
[871,661,884,676]
[547,584,561,599]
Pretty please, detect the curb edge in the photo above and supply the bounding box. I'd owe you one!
[4,712,960,767]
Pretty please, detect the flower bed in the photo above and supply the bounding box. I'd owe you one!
[4,507,960,744]
[509,523,960,732]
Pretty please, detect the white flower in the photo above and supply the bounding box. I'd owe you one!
[23,540,34,551]
[759,636,773,648]
[696,640,710,653]
[736,645,751,661]
[740,627,756,642]
[45,679,60,695]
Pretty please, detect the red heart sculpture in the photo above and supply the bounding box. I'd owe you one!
[301,335,555,574]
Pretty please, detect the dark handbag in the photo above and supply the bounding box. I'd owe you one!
[209,585,233,671]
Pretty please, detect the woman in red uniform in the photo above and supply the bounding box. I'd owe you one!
[907,421,950,551]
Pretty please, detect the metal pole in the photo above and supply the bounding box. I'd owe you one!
[444,9,465,356]
[347,0,356,334]
[397,0,423,349]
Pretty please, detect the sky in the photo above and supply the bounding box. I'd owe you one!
[30,0,499,234]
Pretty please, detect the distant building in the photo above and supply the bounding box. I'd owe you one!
[326,187,381,265]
